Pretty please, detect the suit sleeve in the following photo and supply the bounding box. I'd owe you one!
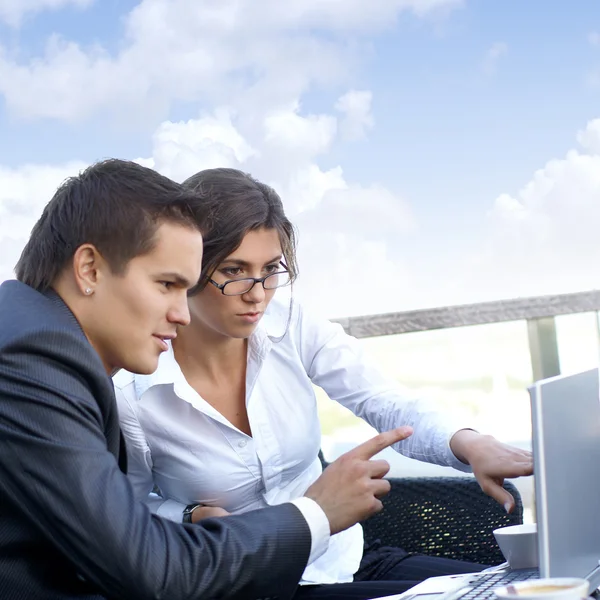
[0,328,311,600]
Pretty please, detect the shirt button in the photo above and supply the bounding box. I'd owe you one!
[238,440,247,448]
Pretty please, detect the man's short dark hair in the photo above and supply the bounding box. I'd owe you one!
[16,159,207,291]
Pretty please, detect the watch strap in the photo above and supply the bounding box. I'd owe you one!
[182,503,203,524]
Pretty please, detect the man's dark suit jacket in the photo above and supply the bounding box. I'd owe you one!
[0,280,311,599]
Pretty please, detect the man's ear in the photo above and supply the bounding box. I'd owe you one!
[72,244,104,296]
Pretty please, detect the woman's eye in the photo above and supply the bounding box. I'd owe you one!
[265,264,280,274]
[160,281,174,289]
[221,267,241,277]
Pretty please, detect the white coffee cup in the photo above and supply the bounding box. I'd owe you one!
[495,577,589,600]
[493,523,538,569]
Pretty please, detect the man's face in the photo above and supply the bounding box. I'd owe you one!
[87,221,203,374]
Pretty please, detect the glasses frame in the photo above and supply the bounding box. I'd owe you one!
[209,261,291,296]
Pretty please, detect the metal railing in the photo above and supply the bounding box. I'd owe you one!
[333,290,600,382]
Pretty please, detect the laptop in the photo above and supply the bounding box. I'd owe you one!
[371,367,600,600]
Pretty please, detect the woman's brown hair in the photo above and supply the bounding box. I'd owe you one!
[182,168,298,295]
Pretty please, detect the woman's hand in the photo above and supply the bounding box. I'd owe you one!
[450,429,533,513]
[190,506,230,523]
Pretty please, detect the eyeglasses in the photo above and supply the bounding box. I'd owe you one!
[209,264,292,296]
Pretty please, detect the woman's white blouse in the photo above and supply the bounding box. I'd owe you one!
[113,299,472,585]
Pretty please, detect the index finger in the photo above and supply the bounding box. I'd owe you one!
[348,426,413,461]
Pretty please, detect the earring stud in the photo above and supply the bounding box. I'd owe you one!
[85,288,92,295]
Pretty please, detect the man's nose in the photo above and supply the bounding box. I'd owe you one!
[169,291,191,326]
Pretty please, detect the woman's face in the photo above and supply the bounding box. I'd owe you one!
[188,227,284,339]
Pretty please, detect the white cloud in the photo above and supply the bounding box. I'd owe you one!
[293,182,416,316]
[0,0,454,314]
[483,41,508,75]
[0,0,93,27]
[8,110,600,316]
[147,109,258,183]
[576,118,600,154]
[297,183,414,238]
[335,90,374,141]
[271,164,347,214]
[295,234,417,317]
[0,0,462,123]
[0,92,414,316]
[264,102,337,157]
[0,161,86,281]
[493,193,530,222]
[244,0,463,30]
[454,118,600,303]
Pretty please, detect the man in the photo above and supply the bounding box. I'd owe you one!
[0,159,411,600]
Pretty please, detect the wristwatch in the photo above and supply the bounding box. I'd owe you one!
[182,503,203,524]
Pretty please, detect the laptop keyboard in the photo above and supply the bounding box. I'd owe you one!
[460,569,539,600]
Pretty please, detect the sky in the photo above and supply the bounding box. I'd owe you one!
[1,0,600,318]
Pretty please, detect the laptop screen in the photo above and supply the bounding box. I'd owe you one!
[529,368,600,587]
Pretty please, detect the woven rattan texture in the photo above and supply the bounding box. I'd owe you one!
[317,452,523,565]
[361,476,524,565]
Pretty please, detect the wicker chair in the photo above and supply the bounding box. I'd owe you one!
[319,453,523,566]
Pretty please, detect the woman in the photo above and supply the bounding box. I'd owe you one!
[114,168,532,600]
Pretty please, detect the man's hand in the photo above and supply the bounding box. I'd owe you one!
[305,426,413,534]
[450,429,533,513]
[190,506,230,523]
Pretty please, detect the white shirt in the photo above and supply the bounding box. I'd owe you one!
[113,299,472,585]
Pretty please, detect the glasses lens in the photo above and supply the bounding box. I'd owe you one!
[264,271,291,290]
[222,279,255,296]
